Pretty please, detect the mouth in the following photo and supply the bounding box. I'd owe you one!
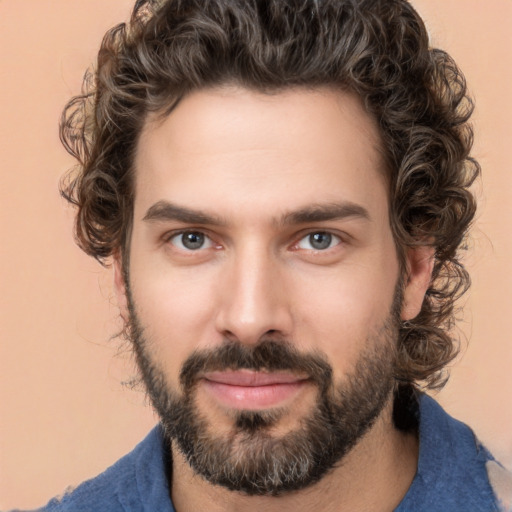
[201,370,311,410]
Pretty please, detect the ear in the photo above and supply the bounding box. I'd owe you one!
[401,245,435,321]
[113,252,129,323]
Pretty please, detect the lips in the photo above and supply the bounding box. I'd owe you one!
[201,370,310,410]
[203,370,308,386]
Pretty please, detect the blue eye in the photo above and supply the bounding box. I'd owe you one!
[169,231,213,251]
[297,232,340,250]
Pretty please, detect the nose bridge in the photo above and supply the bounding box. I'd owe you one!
[216,238,291,344]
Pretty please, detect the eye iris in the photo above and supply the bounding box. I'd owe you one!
[182,232,204,250]
[310,232,331,250]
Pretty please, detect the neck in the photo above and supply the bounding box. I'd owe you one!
[169,398,419,512]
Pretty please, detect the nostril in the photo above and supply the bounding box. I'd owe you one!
[221,330,240,344]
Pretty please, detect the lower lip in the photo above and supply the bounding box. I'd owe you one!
[202,379,308,410]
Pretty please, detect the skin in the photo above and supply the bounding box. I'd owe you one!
[114,86,434,511]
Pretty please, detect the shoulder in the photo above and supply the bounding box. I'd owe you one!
[397,393,509,512]
[34,426,173,512]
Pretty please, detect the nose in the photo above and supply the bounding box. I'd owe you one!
[214,244,293,345]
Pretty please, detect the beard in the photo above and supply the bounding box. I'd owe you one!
[125,285,401,496]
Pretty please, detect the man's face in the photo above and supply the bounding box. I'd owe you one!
[116,87,428,494]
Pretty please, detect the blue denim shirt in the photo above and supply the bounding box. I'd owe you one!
[33,394,506,512]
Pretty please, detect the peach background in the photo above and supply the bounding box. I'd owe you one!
[1,0,511,509]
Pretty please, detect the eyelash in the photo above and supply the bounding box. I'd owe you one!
[164,230,217,251]
[293,231,342,251]
[163,229,345,253]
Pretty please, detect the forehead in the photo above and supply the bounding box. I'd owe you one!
[134,86,388,224]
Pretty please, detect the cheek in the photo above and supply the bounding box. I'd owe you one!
[290,258,399,368]
[128,260,222,381]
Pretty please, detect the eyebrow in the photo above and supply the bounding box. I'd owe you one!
[280,202,370,225]
[143,201,227,225]
[142,200,370,226]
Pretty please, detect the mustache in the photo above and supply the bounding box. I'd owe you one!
[179,340,333,391]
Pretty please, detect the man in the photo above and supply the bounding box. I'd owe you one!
[36,0,511,510]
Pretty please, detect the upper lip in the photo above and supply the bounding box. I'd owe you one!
[202,370,309,387]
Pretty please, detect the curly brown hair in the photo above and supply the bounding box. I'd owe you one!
[60,0,479,389]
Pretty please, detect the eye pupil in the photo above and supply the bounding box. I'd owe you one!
[182,232,204,250]
[309,232,332,250]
